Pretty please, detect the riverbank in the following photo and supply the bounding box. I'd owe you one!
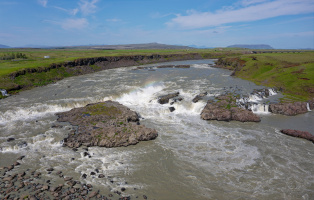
[0,48,245,97]
[214,52,314,101]
[1,49,313,102]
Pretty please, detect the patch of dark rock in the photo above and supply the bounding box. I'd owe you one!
[51,124,63,128]
[156,65,174,68]
[280,129,314,143]
[17,155,25,160]
[174,65,190,68]
[169,107,175,112]
[7,138,15,142]
[82,174,87,179]
[192,92,208,103]
[64,177,73,181]
[56,101,158,148]
[158,92,180,104]
[46,168,54,172]
[98,174,105,178]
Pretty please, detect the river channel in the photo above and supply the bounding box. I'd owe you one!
[0,59,313,199]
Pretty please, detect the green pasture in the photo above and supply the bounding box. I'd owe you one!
[235,52,314,101]
[0,48,313,101]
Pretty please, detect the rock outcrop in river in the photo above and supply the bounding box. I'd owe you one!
[56,101,158,148]
[201,94,261,122]
[280,129,314,143]
[269,102,309,116]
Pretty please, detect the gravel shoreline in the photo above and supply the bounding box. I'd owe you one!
[0,155,148,200]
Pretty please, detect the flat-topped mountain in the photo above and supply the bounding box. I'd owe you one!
[64,43,195,50]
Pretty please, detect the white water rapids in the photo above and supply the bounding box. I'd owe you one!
[0,60,313,200]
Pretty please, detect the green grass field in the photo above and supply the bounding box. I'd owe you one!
[0,48,313,101]
[0,48,245,77]
[219,52,314,101]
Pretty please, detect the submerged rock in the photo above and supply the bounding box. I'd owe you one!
[280,129,314,143]
[192,92,208,103]
[201,94,261,122]
[158,92,180,104]
[56,101,158,148]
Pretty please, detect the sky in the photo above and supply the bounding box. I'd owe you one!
[0,0,313,49]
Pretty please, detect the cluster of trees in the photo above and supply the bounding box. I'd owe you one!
[0,52,27,60]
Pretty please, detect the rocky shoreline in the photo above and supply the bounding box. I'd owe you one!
[0,101,158,200]
[0,155,146,200]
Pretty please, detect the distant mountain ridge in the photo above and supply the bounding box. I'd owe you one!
[67,43,195,50]
[227,44,273,49]
[0,44,10,48]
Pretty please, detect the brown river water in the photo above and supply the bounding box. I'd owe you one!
[0,60,313,199]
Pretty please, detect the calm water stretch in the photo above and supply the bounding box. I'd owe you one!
[1,60,313,199]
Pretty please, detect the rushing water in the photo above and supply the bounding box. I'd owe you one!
[0,60,313,200]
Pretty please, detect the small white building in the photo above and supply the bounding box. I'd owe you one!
[44,56,50,59]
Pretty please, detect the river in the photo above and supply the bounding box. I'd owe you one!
[0,59,313,199]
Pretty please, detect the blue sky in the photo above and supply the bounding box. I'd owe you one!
[0,0,313,48]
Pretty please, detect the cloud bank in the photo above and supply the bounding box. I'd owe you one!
[168,0,314,29]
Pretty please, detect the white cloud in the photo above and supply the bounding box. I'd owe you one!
[38,0,48,7]
[54,6,79,15]
[167,0,314,29]
[150,12,174,19]
[79,0,99,15]
[106,18,122,22]
[61,18,89,30]
[240,0,269,6]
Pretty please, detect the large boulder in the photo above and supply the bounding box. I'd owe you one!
[280,129,314,143]
[269,102,308,116]
[158,92,180,104]
[192,92,207,103]
[201,94,260,122]
[56,101,158,148]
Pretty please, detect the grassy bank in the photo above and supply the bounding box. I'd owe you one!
[0,48,244,96]
[1,48,313,102]
[216,52,314,101]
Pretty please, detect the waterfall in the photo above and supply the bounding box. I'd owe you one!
[250,103,270,114]
[268,88,277,96]
[0,89,9,96]
[248,94,262,102]
[307,103,311,111]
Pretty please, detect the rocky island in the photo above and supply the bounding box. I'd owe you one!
[56,101,158,149]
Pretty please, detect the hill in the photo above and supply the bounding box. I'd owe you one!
[63,43,195,50]
[0,44,10,48]
[227,44,273,49]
